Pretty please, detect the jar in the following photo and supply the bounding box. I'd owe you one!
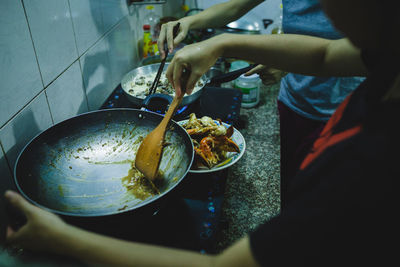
[228,60,250,88]
[234,73,260,108]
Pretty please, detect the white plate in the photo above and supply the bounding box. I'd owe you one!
[177,120,246,173]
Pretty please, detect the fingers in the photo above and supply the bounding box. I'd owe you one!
[245,64,265,76]
[4,190,35,218]
[172,62,184,97]
[173,31,186,47]
[158,21,188,59]
[6,225,15,239]
[166,23,175,54]
[6,225,26,246]
[185,72,201,95]
[157,25,167,59]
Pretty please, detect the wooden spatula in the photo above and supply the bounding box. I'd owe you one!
[135,69,190,181]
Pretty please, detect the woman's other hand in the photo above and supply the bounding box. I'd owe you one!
[158,20,190,59]
[166,37,222,97]
[5,190,67,253]
[245,64,287,85]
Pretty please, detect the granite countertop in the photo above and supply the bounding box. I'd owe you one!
[216,82,281,251]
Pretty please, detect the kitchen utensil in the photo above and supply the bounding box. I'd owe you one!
[14,109,194,218]
[135,70,190,180]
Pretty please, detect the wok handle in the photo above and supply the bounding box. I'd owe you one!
[207,63,257,85]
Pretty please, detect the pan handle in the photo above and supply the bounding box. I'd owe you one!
[207,63,258,85]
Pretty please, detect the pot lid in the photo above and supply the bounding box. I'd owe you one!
[226,17,261,33]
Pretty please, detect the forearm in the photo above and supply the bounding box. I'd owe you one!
[213,33,368,77]
[56,225,215,267]
[183,0,264,30]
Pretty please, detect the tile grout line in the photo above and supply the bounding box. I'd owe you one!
[20,0,45,88]
[0,141,14,179]
[67,0,90,113]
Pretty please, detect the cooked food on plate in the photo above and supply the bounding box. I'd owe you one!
[181,113,240,169]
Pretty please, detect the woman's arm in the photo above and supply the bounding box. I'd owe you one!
[167,33,368,96]
[182,0,264,30]
[158,0,264,57]
[4,190,260,267]
[220,34,367,77]
[58,226,259,267]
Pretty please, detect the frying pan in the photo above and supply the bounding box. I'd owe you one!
[13,109,194,219]
[120,62,257,109]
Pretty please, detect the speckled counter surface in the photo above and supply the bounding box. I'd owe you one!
[216,83,281,251]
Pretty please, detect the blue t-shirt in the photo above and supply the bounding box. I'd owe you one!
[279,0,364,121]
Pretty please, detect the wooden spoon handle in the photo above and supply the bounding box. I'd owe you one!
[156,69,190,130]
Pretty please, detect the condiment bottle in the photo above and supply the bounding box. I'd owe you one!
[142,24,152,58]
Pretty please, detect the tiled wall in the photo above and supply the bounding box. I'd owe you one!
[0,0,183,193]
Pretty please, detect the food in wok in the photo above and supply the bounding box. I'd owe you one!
[181,113,240,169]
[124,72,204,98]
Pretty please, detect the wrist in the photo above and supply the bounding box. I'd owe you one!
[210,33,233,58]
[180,16,195,30]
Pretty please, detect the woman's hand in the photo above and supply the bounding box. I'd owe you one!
[245,64,287,85]
[166,37,223,97]
[5,190,68,253]
[158,19,191,59]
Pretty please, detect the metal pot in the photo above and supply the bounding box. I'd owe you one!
[121,62,206,108]
[14,109,194,223]
[223,18,274,34]
[121,62,256,110]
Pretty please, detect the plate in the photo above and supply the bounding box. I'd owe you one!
[177,120,246,173]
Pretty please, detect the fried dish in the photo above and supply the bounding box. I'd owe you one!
[182,113,240,169]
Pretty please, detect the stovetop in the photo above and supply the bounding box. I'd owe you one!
[98,84,242,254]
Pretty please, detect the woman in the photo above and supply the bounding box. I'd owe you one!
[4,0,399,265]
[158,0,365,208]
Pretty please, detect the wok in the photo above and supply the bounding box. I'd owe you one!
[121,62,256,110]
[121,62,205,107]
[13,109,194,219]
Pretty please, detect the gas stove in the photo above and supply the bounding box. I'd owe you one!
[98,84,242,253]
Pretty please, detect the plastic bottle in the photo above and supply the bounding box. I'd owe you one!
[271,3,284,34]
[234,73,261,108]
[142,24,152,58]
[143,5,160,55]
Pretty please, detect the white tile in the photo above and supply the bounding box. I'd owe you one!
[0,0,43,128]
[69,0,105,56]
[107,17,139,89]
[80,38,112,110]
[24,0,78,86]
[100,0,129,33]
[46,61,88,124]
[0,92,53,169]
